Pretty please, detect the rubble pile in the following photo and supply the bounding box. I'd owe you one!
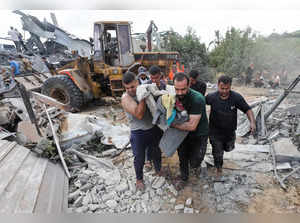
[66,148,180,213]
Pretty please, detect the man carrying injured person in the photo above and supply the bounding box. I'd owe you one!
[206,75,256,176]
[121,71,162,191]
[171,72,209,190]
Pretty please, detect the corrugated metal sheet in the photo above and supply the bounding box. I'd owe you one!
[0,140,68,213]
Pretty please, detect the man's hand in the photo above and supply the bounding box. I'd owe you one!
[246,109,256,135]
[250,121,256,135]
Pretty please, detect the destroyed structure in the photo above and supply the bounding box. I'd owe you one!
[0,73,299,213]
[0,10,300,214]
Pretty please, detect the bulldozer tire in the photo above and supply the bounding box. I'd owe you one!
[41,75,84,109]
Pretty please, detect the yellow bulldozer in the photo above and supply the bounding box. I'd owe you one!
[41,21,180,110]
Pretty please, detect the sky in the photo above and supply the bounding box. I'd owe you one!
[1,0,300,47]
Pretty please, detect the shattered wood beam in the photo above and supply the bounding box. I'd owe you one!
[43,104,71,178]
[264,75,300,120]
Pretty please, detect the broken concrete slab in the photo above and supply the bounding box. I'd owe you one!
[59,114,130,149]
[273,138,300,158]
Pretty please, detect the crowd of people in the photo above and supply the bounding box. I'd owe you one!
[121,65,256,191]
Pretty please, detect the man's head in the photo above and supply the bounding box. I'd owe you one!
[122,71,138,97]
[149,65,161,86]
[8,56,13,61]
[10,27,13,30]
[173,72,190,101]
[138,66,148,80]
[189,70,199,86]
[218,75,232,100]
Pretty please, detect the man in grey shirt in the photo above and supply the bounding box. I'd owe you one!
[121,71,162,191]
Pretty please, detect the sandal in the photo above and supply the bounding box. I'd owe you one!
[136,180,145,191]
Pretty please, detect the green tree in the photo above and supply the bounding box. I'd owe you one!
[209,27,255,78]
[163,27,211,80]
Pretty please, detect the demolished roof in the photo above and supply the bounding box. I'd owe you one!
[13,10,92,57]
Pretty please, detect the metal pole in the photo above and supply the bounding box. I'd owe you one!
[264,75,300,120]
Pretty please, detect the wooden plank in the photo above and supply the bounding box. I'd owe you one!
[0,141,16,162]
[34,162,66,213]
[0,153,38,213]
[0,145,30,196]
[14,157,48,213]
[62,168,69,213]
[47,164,65,213]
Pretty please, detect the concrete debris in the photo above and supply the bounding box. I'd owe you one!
[183,207,194,214]
[152,176,166,189]
[59,113,130,150]
[185,198,192,206]
[174,204,184,210]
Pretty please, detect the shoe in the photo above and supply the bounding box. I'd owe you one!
[136,180,145,191]
[172,176,187,191]
[155,168,169,178]
[144,161,153,172]
[215,167,222,178]
[191,167,201,179]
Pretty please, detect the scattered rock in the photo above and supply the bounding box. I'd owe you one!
[174,204,184,210]
[184,207,194,213]
[106,200,118,209]
[152,176,166,189]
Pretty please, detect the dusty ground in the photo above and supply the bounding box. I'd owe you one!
[79,85,300,213]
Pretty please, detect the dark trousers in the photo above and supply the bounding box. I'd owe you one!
[13,41,21,53]
[209,133,236,168]
[130,126,162,180]
[177,135,208,181]
[145,128,163,162]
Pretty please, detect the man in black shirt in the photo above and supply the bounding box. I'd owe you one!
[206,75,256,176]
[189,69,207,96]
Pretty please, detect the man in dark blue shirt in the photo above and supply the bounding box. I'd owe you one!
[206,75,256,176]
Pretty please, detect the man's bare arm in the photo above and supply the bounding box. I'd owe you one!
[246,109,256,134]
[121,93,146,120]
[172,114,201,131]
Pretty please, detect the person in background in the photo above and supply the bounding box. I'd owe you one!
[189,69,207,96]
[8,57,20,81]
[8,27,21,53]
[137,66,150,85]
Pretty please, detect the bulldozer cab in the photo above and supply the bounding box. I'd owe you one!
[93,21,135,67]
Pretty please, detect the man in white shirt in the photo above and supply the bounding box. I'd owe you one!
[8,27,21,52]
